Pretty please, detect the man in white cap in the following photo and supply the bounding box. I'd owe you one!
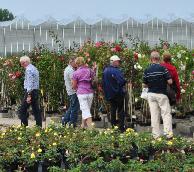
[102,55,126,132]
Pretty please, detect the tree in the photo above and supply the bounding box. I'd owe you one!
[0,8,15,21]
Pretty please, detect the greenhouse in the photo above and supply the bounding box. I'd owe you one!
[1,16,194,56]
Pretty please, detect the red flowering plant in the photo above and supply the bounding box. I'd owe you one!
[0,56,24,107]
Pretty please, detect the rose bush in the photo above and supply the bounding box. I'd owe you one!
[0,124,194,171]
[0,39,193,116]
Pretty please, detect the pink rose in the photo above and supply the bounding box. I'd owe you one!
[111,48,116,52]
[95,42,102,47]
[84,52,90,57]
[11,75,16,79]
[8,73,14,77]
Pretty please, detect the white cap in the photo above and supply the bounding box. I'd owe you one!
[110,55,120,62]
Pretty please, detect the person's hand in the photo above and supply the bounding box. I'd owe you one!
[92,62,97,71]
[26,95,32,104]
[128,82,133,87]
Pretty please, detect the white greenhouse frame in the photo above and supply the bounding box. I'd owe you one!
[0,16,194,56]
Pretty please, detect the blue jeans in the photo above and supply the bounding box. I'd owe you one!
[62,94,79,127]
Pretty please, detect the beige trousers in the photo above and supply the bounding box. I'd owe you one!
[148,93,173,138]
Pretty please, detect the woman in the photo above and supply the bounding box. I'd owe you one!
[160,52,181,103]
[72,56,95,128]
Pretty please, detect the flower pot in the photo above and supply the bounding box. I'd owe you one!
[42,160,61,172]
[0,109,8,113]
[24,163,39,172]
[4,162,19,172]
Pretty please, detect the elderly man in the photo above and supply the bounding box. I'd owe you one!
[62,57,79,127]
[19,55,42,127]
[102,55,126,132]
[143,51,173,139]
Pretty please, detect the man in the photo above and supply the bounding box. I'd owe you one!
[143,51,173,139]
[62,57,79,127]
[102,55,126,132]
[19,55,42,127]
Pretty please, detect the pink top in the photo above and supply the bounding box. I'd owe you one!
[72,66,95,95]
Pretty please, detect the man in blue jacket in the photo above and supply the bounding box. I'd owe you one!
[103,55,126,132]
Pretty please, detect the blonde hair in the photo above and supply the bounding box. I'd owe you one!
[20,55,31,63]
[75,56,85,66]
[163,52,171,62]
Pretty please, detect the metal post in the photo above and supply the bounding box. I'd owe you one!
[3,27,6,57]
[190,23,192,49]
[142,24,144,41]
[33,27,36,49]
[89,25,92,40]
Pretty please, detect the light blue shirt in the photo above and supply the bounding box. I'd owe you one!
[24,64,39,92]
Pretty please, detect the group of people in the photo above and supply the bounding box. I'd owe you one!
[62,55,127,131]
[143,51,180,138]
[18,48,180,139]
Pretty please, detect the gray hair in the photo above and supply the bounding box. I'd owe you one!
[20,55,31,63]
[150,51,160,59]
[69,56,76,64]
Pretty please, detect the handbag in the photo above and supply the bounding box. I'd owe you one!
[140,88,148,100]
[167,84,176,106]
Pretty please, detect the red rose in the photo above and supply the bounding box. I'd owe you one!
[59,56,65,62]
[15,71,21,78]
[60,57,65,62]
[134,52,138,61]
[115,45,122,52]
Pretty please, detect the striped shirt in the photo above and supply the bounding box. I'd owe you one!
[143,63,171,95]
[24,64,39,92]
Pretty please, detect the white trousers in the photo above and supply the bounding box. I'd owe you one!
[77,93,93,120]
[148,93,173,138]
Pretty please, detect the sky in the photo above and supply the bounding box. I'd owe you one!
[1,0,194,21]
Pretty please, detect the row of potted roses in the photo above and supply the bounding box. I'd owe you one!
[0,39,193,114]
[0,123,194,171]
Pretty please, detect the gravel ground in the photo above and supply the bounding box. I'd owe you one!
[0,116,193,140]
[0,116,60,130]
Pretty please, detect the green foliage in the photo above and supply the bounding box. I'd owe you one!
[49,166,65,172]
[0,125,194,171]
[0,38,193,113]
[0,8,14,21]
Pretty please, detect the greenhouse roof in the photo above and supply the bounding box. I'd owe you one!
[1,0,194,26]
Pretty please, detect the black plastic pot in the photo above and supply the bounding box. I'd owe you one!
[42,160,61,172]
[23,163,39,172]
[0,109,8,113]
[4,162,19,172]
